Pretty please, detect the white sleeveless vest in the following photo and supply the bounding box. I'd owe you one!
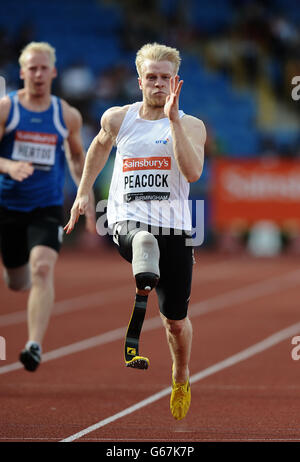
[107,102,191,231]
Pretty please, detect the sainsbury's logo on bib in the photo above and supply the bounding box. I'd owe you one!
[123,156,171,172]
[15,131,57,145]
[12,130,58,171]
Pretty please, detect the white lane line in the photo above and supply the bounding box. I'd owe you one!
[0,284,131,327]
[0,258,245,327]
[189,267,300,317]
[0,326,126,375]
[60,320,300,442]
[1,267,300,375]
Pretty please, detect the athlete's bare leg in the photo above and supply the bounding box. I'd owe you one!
[160,313,192,383]
[27,245,58,344]
[3,246,57,344]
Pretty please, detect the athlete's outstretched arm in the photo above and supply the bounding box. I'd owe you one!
[64,110,115,234]
[62,103,96,234]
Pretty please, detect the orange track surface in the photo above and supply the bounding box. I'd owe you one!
[1,245,300,443]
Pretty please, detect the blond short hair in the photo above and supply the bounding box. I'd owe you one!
[19,42,56,68]
[135,43,181,77]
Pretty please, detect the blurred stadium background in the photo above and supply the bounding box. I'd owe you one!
[0,0,299,256]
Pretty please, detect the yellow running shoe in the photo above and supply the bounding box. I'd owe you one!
[125,355,149,369]
[170,369,191,420]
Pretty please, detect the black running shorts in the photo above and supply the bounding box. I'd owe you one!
[113,220,194,320]
[0,206,64,269]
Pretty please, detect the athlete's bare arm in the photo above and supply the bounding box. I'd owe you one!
[0,96,11,142]
[165,76,206,182]
[0,96,34,181]
[62,100,97,233]
[62,101,87,186]
[64,105,129,234]
[175,115,206,181]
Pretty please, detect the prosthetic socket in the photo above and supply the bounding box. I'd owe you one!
[132,231,160,291]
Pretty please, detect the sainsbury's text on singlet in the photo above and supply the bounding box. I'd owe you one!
[123,157,171,171]
[123,156,171,202]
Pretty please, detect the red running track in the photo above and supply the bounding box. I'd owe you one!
[1,245,300,443]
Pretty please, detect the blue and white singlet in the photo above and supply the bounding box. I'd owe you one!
[0,91,68,211]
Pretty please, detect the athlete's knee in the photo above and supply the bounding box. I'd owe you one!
[30,247,57,284]
[132,231,160,291]
[161,315,189,336]
[30,259,54,284]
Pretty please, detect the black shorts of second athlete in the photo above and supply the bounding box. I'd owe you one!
[0,205,64,269]
[113,220,194,321]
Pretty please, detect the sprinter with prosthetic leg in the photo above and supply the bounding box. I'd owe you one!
[64,43,206,421]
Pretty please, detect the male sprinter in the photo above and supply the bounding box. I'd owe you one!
[0,42,95,372]
[65,43,206,420]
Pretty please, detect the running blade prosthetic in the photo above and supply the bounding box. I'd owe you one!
[125,293,149,370]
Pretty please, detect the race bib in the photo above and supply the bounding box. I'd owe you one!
[123,156,171,202]
[12,130,57,171]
